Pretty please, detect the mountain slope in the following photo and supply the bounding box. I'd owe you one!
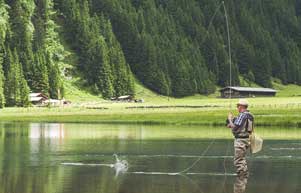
[0,0,301,107]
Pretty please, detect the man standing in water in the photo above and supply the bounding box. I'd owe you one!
[227,99,254,177]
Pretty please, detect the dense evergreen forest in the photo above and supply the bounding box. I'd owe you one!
[0,0,301,107]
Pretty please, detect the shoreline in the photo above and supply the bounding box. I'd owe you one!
[0,106,300,127]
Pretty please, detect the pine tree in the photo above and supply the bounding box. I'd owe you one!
[95,37,114,99]
[0,44,5,108]
[101,17,134,96]
[33,0,65,98]
[0,0,8,107]
[48,62,61,99]
[8,0,35,82]
[253,50,272,87]
[5,48,29,107]
[0,0,10,43]
[4,47,16,106]
[32,51,49,95]
[19,69,30,107]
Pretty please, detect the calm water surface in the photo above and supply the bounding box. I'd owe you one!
[0,122,300,193]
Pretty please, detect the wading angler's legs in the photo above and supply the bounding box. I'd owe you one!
[234,139,249,176]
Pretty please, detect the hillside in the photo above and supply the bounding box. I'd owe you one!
[0,0,301,107]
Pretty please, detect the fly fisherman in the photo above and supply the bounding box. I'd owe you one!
[227,99,254,177]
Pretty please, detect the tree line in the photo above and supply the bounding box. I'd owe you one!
[1,0,301,108]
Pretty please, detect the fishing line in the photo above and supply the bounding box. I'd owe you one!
[61,158,237,176]
[129,171,236,176]
[204,2,224,43]
[176,139,216,174]
[180,173,205,193]
[163,1,233,176]
[222,140,231,193]
[137,154,232,158]
[222,1,232,191]
[223,1,232,102]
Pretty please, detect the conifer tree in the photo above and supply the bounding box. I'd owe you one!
[32,0,65,99]
[0,0,9,43]
[48,62,61,99]
[8,0,35,81]
[101,17,134,96]
[0,44,5,108]
[0,0,8,107]
[95,37,114,99]
[19,68,30,107]
[4,47,15,106]
[32,51,49,95]
[5,48,29,107]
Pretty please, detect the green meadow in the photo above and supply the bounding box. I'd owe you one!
[0,80,300,127]
[0,96,300,127]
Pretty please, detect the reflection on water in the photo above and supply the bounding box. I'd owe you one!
[234,175,248,193]
[30,123,65,139]
[0,122,300,193]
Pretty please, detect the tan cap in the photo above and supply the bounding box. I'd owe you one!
[237,99,249,106]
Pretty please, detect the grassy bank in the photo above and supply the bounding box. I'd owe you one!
[1,80,300,126]
[1,96,301,127]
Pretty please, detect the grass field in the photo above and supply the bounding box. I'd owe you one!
[0,96,301,127]
[0,79,301,127]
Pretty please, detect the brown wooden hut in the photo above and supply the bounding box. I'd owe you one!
[220,87,277,98]
[29,93,48,105]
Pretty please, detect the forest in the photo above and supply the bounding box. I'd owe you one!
[0,0,301,107]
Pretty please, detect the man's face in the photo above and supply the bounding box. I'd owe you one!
[237,104,247,113]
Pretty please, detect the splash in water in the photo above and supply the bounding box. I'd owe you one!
[112,154,128,177]
[61,154,129,177]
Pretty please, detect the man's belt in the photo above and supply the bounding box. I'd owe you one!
[235,136,249,139]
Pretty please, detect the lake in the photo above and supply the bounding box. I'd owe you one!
[0,122,300,193]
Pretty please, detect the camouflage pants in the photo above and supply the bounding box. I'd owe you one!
[234,138,250,175]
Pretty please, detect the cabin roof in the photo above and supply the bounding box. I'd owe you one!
[29,93,48,98]
[29,97,44,102]
[220,86,277,93]
[117,95,132,99]
[29,93,42,97]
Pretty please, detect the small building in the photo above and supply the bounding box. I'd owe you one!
[43,99,62,106]
[43,99,71,107]
[220,87,277,98]
[117,95,133,102]
[111,95,134,102]
[29,93,48,105]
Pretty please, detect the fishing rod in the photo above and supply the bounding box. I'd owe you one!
[222,2,232,192]
[172,1,233,175]
[223,0,232,101]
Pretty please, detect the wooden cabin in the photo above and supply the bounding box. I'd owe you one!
[117,95,134,102]
[220,87,277,98]
[29,93,48,105]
